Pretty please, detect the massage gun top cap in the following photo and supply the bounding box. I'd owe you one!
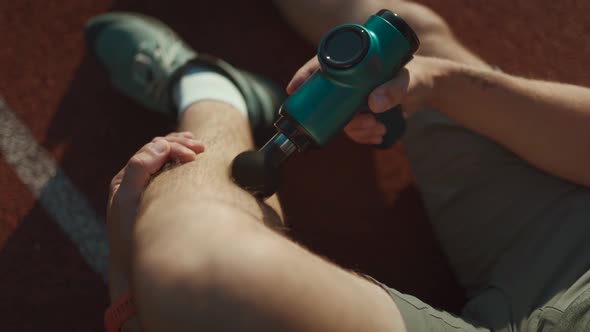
[319,9,419,70]
[375,9,420,54]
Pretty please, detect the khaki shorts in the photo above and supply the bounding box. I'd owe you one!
[374,109,590,331]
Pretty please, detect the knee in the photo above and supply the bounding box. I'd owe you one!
[132,218,285,329]
[133,204,278,290]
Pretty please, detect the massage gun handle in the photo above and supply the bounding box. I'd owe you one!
[372,54,414,149]
[372,105,406,149]
[358,102,405,149]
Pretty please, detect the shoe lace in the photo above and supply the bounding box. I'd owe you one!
[132,40,183,100]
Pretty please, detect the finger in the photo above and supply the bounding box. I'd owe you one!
[168,142,200,162]
[348,132,384,145]
[151,132,193,142]
[151,135,205,153]
[346,126,385,143]
[344,113,380,131]
[165,131,194,139]
[368,68,411,113]
[169,131,194,139]
[286,57,320,94]
[117,139,172,202]
[144,140,201,163]
[345,122,387,137]
[367,136,384,145]
[108,167,127,207]
[141,136,203,164]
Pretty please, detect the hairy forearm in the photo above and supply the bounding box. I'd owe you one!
[431,62,590,187]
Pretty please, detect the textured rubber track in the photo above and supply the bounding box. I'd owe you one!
[0,0,589,330]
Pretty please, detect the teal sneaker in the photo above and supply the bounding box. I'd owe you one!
[85,12,284,146]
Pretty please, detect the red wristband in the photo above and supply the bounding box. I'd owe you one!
[104,291,137,332]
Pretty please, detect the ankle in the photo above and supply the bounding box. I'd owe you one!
[173,66,248,119]
[178,101,254,149]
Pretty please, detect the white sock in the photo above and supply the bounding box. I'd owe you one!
[173,67,248,118]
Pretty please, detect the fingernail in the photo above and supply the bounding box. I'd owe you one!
[151,140,167,154]
[189,139,203,147]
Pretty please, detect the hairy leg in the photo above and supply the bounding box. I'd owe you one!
[140,101,283,226]
[274,0,490,68]
[130,102,407,331]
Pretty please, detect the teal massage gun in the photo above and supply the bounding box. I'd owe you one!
[232,9,420,198]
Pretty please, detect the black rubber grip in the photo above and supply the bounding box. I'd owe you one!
[374,105,406,149]
[372,54,414,149]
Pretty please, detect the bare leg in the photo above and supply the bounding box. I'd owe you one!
[274,0,490,68]
[140,101,283,226]
[130,102,407,331]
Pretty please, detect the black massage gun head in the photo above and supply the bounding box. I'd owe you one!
[232,131,299,199]
[231,150,279,199]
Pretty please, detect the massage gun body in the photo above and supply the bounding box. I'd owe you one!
[232,10,419,197]
[280,15,416,149]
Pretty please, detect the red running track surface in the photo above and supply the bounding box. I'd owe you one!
[1,0,589,330]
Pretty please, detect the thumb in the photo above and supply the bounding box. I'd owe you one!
[117,139,171,203]
[286,56,320,95]
[368,68,410,113]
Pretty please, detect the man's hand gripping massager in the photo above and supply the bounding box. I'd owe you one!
[232,9,420,198]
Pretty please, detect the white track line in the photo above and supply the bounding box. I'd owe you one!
[0,98,108,280]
